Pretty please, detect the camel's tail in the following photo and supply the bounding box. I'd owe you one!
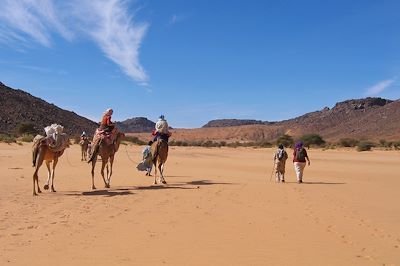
[32,143,39,167]
[32,135,44,167]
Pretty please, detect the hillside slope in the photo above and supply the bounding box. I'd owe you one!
[130,97,400,142]
[0,82,98,136]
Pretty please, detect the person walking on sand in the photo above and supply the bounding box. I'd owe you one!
[136,141,153,176]
[143,141,153,176]
[273,144,288,182]
[293,141,310,183]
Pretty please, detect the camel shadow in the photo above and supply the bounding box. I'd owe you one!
[185,180,236,186]
[64,189,133,197]
[301,181,346,185]
[165,175,193,178]
[119,185,196,191]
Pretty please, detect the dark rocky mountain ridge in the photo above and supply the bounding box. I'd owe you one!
[116,117,155,133]
[0,82,98,136]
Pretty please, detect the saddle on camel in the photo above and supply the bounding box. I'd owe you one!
[31,124,70,195]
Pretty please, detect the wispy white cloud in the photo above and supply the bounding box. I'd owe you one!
[70,0,149,83]
[0,0,148,84]
[364,78,396,96]
[0,0,72,47]
[168,14,186,25]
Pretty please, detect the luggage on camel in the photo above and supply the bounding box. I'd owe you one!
[34,124,69,152]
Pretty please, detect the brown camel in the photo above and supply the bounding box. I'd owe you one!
[32,138,69,196]
[151,139,169,184]
[90,132,125,189]
[79,138,90,161]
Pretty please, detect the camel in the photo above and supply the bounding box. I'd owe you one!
[79,138,90,161]
[32,137,69,196]
[151,139,169,184]
[90,132,125,189]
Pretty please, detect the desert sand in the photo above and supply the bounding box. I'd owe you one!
[0,143,399,265]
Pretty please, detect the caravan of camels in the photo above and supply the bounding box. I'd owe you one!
[31,109,170,196]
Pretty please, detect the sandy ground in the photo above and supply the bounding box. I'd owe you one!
[0,143,399,266]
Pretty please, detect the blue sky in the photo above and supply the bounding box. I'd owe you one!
[0,0,399,128]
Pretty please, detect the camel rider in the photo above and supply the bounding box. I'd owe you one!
[152,115,171,142]
[88,108,115,163]
[80,131,87,141]
[100,108,115,132]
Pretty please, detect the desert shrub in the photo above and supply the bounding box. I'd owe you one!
[323,143,336,150]
[393,141,400,150]
[14,123,37,135]
[227,141,241,148]
[378,139,393,149]
[275,134,294,148]
[19,134,35,142]
[0,134,16,143]
[299,134,326,147]
[257,140,272,148]
[357,141,375,152]
[219,141,226,147]
[338,138,359,147]
[124,136,146,145]
[201,140,213,147]
[181,141,189,147]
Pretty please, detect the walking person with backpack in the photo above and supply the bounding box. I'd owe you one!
[273,144,288,182]
[293,141,310,183]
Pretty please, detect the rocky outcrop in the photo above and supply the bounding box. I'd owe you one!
[116,117,155,133]
[0,82,98,136]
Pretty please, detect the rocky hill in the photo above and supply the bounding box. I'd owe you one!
[277,97,399,140]
[202,119,265,128]
[129,97,400,143]
[0,82,98,136]
[116,117,155,133]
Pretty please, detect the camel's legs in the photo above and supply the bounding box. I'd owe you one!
[44,161,51,190]
[107,155,114,186]
[51,158,58,192]
[159,163,166,184]
[100,158,109,188]
[91,157,97,190]
[106,164,109,185]
[153,161,158,185]
[32,149,44,196]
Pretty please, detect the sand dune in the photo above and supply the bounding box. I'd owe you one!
[0,143,399,265]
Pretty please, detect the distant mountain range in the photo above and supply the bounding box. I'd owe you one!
[116,117,155,133]
[203,119,266,128]
[170,97,399,142]
[1,82,399,141]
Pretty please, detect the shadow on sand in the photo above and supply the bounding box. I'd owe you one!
[185,179,236,186]
[63,189,133,197]
[61,179,236,197]
[302,181,346,185]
